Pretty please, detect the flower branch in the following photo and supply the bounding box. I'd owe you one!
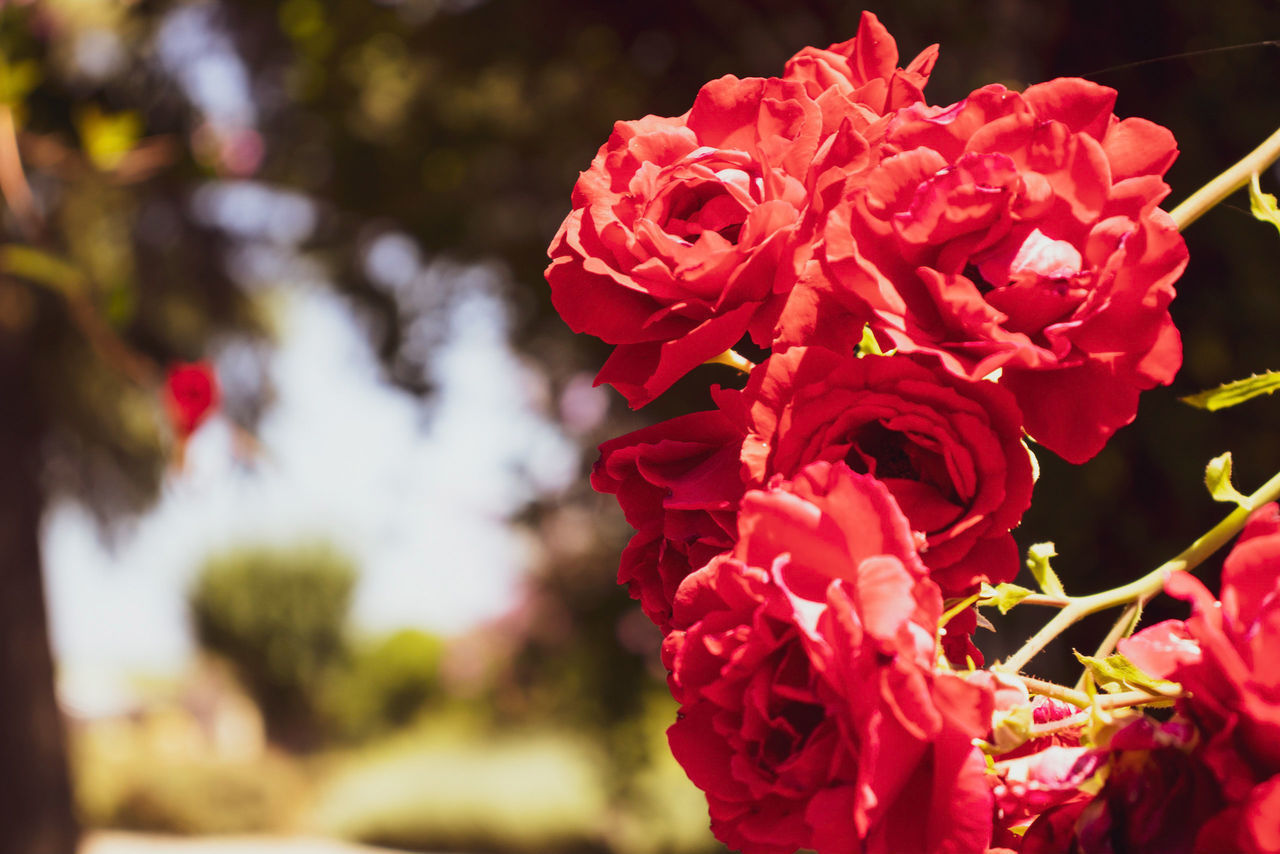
[1015,593,1072,609]
[997,465,1280,676]
[1073,601,1145,691]
[1170,124,1280,230]
[1016,675,1091,709]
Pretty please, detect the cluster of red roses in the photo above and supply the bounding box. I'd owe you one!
[546,12,1279,854]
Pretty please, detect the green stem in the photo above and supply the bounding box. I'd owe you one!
[1017,593,1072,609]
[1072,600,1144,691]
[997,467,1280,675]
[1170,124,1280,231]
[1017,675,1091,709]
[705,348,755,374]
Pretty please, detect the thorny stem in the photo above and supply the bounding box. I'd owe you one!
[705,348,756,374]
[996,467,1280,676]
[1170,124,1280,230]
[1016,675,1091,709]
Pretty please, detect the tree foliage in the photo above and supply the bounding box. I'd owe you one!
[189,541,357,750]
[321,628,447,741]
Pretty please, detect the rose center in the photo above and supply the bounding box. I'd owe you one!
[760,699,825,769]
[649,158,762,246]
[963,263,994,295]
[662,182,749,243]
[846,421,915,480]
[844,421,960,513]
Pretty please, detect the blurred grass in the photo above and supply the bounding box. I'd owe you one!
[76,699,721,854]
[308,703,722,854]
[601,697,726,854]
[74,724,307,834]
[308,712,611,853]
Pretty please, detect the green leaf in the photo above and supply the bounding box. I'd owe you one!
[1181,371,1280,412]
[855,324,884,358]
[1026,542,1065,598]
[1250,172,1280,236]
[0,58,40,107]
[0,245,85,294]
[988,703,1034,754]
[979,582,1035,615]
[1073,651,1181,697]
[1204,452,1250,507]
[76,105,143,173]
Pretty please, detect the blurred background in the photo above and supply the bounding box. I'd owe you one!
[1,1,1279,852]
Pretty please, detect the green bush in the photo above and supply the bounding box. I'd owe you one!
[321,628,446,742]
[604,694,724,854]
[189,541,357,750]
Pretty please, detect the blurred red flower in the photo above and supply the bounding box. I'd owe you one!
[164,360,219,439]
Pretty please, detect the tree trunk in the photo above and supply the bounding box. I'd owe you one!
[0,328,80,853]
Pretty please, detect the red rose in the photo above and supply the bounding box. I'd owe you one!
[1134,503,1280,854]
[592,411,746,630]
[993,745,1101,838]
[815,78,1186,462]
[719,346,1034,604]
[546,75,821,407]
[547,14,938,408]
[1020,750,1224,854]
[164,361,219,438]
[663,461,994,854]
[1015,719,1225,854]
[784,11,939,137]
